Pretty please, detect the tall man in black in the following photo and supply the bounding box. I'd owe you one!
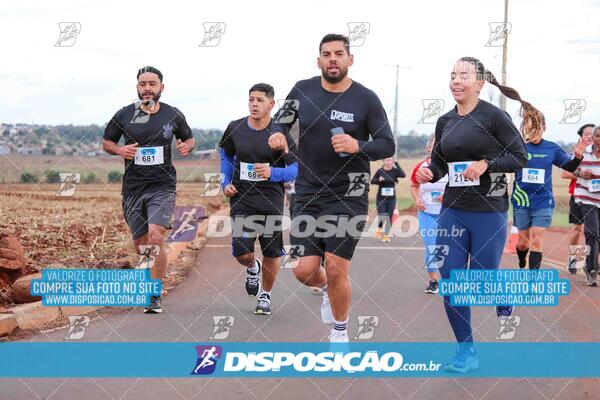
[103,66,195,314]
[268,34,395,343]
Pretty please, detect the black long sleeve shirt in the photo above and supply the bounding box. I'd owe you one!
[272,76,395,196]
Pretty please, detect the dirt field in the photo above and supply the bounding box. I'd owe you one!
[0,182,224,272]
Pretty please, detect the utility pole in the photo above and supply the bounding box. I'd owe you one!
[500,0,509,111]
[393,65,399,137]
[390,64,411,137]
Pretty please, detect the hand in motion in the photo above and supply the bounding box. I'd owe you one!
[254,164,271,179]
[268,133,289,153]
[415,167,433,184]
[223,184,238,197]
[463,160,488,181]
[118,143,139,160]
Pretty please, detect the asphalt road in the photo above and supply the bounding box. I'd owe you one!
[1,226,599,399]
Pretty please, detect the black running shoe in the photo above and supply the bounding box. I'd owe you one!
[245,259,261,296]
[585,269,598,287]
[567,258,577,275]
[254,293,272,315]
[425,280,439,294]
[144,295,163,314]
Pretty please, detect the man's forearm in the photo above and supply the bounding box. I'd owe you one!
[184,138,196,152]
[102,139,120,156]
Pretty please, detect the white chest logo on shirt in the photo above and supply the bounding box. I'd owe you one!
[330,110,354,123]
[162,123,174,139]
[429,191,442,204]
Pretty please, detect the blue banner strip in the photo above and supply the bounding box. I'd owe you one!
[0,342,598,378]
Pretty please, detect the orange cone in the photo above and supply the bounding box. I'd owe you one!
[505,225,518,254]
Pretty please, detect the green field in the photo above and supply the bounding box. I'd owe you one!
[0,155,221,184]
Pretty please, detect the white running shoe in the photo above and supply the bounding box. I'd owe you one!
[329,329,349,343]
[328,329,350,353]
[321,292,334,324]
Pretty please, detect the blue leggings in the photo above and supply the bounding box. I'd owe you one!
[418,211,440,272]
[436,207,509,343]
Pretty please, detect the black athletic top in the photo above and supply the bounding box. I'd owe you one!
[273,76,395,197]
[104,102,193,196]
[371,163,406,198]
[427,100,527,212]
[219,117,296,215]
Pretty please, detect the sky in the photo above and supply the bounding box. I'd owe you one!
[0,0,599,142]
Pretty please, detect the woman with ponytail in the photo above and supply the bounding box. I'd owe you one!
[415,57,528,372]
[512,112,587,271]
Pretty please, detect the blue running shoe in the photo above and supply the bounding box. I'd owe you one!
[445,343,479,373]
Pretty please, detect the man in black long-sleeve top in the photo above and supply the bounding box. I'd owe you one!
[268,33,395,344]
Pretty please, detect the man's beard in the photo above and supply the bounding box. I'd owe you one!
[322,65,348,84]
[138,90,161,105]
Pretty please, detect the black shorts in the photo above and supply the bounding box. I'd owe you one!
[290,192,368,261]
[569,196,584,225]
[230,213,284,258]
[122,191,176,240]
